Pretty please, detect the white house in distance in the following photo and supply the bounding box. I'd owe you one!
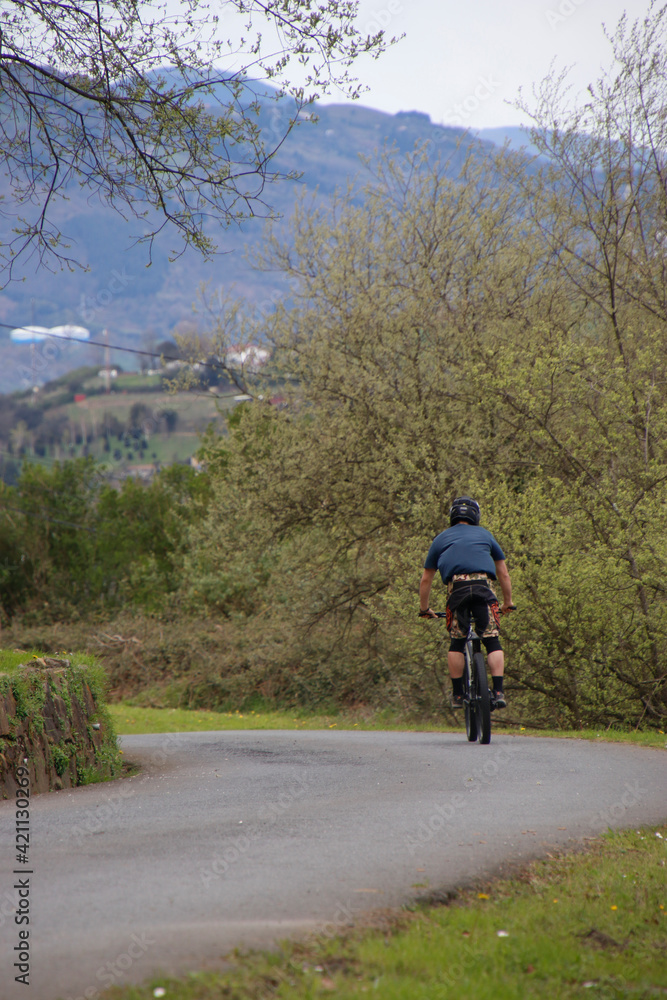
[10,324,90,343]
[225,344,270,371]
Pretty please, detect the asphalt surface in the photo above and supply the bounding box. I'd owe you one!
[0,730,665,1000]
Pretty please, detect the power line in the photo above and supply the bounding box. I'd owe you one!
[0,320,271,380]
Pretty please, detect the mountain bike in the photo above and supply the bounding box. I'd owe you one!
[435,606,515,745]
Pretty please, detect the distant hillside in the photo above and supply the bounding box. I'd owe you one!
[474,126,542,157]
[0,363,233,485]
[0,94,500,393]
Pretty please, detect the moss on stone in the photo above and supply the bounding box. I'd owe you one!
[0,654,123,797]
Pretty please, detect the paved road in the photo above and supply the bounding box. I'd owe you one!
[0,730,665,1000]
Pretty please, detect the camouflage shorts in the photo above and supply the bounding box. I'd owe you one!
[446,573,501,639]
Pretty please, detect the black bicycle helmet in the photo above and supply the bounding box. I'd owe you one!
[449,496,481,526]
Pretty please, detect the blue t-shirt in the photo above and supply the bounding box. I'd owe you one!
[424,524,505,584]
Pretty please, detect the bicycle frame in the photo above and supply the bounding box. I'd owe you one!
[434,608,494,744]
[433,600,515,745]
[458,611,493,745]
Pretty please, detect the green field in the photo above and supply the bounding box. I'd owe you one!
[62,389,230,434]
[4,379,241,475]
[78,430,202,467]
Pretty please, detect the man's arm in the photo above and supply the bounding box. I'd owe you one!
[419,568,439,617]
[494,559,514,613]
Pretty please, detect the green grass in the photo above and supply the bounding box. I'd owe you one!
[111,373,162,391]
[107,703,667,748]
[76,372,163,394]
[108,704,418,734]
[509,726,667,749]
[101,824,667,1000]
[7,384,244,475]
[63,388,225,427]
[143,433,201,464]
[51,430,201,468]
[0,648,105,674]
[0,648,50,674]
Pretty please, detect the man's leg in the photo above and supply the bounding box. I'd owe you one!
[487,649,504,677]
[448,638,467,708]
[470,597,501,673]
[483,636,507,708]
[447,651,465,678]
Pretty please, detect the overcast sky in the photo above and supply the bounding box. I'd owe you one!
[318,0,649,128]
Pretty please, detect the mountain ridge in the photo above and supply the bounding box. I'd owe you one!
[0,95,507,392]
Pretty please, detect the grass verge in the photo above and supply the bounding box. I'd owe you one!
[108,704,436,734]
[0,648,50,674]
[0,647,119,679]
[102,824,667,999]
[108,703,667,749]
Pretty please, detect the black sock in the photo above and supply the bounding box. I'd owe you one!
[492,676,504,693]
[452,677,464,697]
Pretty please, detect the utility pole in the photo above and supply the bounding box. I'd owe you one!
[30,297,36,390]
[104,328,111,393]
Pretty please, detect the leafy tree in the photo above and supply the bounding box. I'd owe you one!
[155,341,182,364]
[95,463,210,609]
[128,402,152,434]
[474,0,667,725]
[0,481,35,619]
[161,409,179,435]
[188,150,548,705]
[185,6,667,726]
[11,458,102,613]
[0,457,209,619]
[0,0,391,280]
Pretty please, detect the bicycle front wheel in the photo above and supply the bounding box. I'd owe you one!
[464,651,478,742]
[473,651,491,745]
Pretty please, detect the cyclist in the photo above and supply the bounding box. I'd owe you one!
[418,496,514,710]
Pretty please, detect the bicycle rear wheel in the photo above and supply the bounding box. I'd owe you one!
[473,651,491,745]
[464,650,478,742]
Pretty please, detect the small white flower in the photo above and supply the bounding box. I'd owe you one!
[496,930,509,937]
[655,832,663,839]
[153,990,166,998]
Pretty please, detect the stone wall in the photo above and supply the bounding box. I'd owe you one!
[0,657,121,798]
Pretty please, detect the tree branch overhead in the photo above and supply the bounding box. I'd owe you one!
[0,0,393,280]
